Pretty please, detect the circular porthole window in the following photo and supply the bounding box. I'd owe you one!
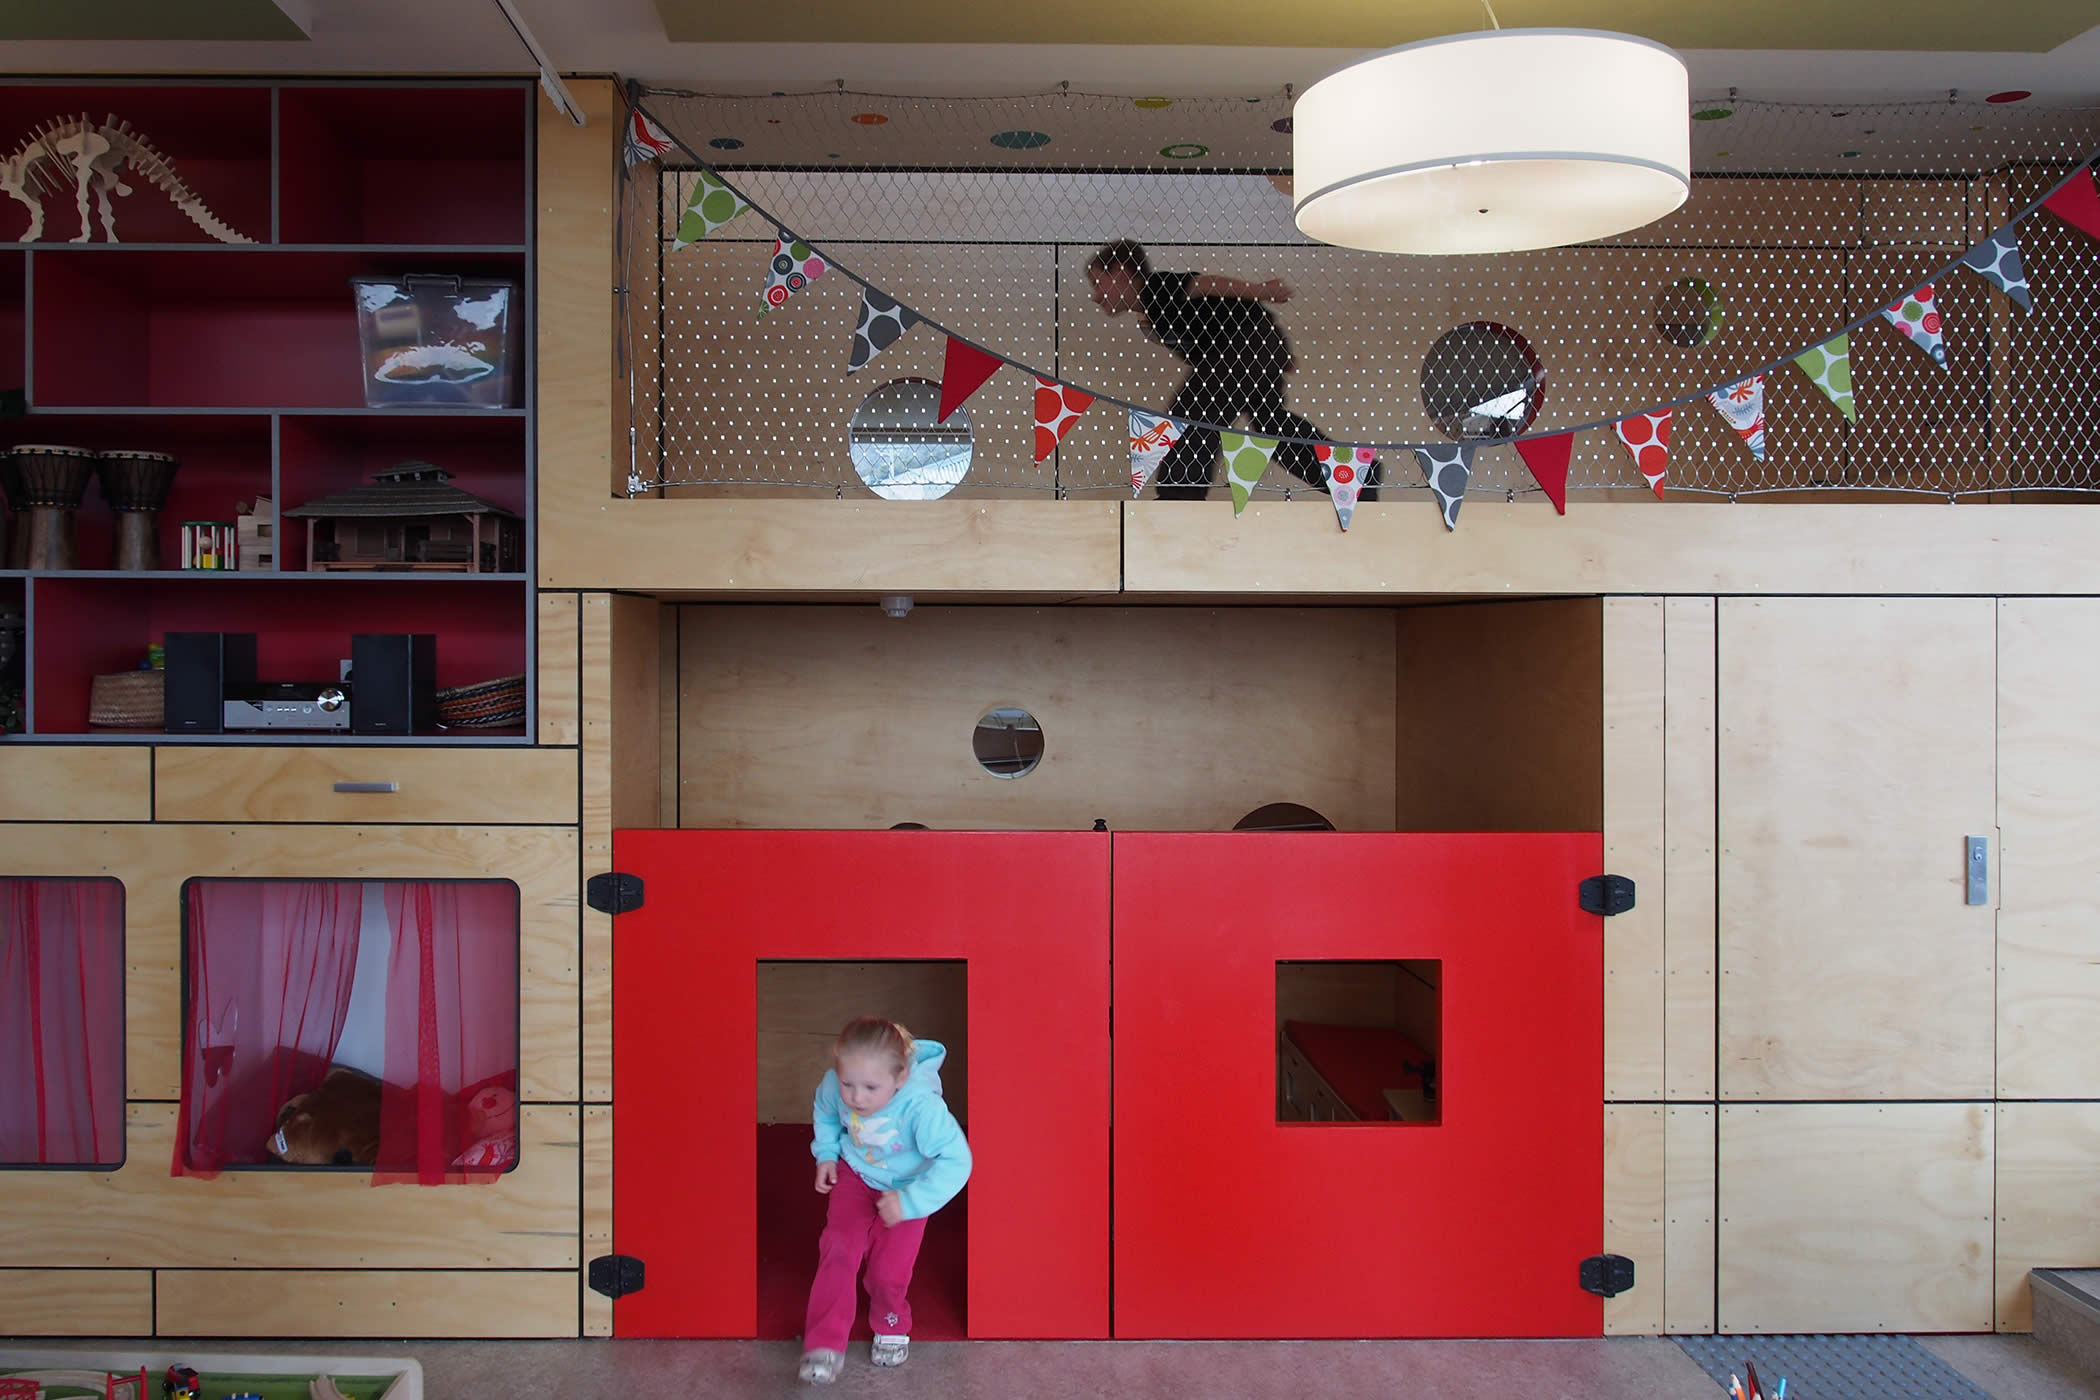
[1419,321,1545,441]
[1233,802,1335,832]
[972,706,1044,779]
[848,377,973,501]
[1653,275,1726,348]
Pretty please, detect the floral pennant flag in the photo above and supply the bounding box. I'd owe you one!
[847,288,922,374]
[1220,432,1281,517]
[1705,374,1768,461]
[1792,334,1857,422]
[2042,164,2100,245]
[759,232,826,316]
[673,170,751,250]
[1033,379,1095,461]
[623,109,677,167]
[1615,408,1673,498]
[1313,444,1376,530]
[1514,432,1574,514]
[1880,284,1949,371]
[937,338,1005,423]
[1960,228,2033,312]
[1129,410,1182,496]
[1412,443,1475,530]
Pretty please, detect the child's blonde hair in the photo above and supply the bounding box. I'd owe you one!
[834,1016,915,1077]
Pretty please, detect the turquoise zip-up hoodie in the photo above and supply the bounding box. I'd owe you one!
[811,1039,972,1221]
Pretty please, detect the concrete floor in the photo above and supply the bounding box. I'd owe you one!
[8,1335,2100,1400]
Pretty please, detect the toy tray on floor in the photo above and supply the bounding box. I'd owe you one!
[0,1351,418,1400]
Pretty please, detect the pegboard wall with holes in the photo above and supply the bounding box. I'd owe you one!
[616,87,2100,502]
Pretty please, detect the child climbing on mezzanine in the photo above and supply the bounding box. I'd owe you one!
[798,1017,972,1386]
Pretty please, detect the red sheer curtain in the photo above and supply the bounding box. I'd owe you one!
[375,881,519,1185]
[0,879,124,1165]
[173,880,363,1176]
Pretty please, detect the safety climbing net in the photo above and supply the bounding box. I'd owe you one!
[618,84,2100,502]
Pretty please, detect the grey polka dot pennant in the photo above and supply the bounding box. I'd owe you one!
[1412,443,1476,531]
[1960,228,2032,312]
[847,288,924,373]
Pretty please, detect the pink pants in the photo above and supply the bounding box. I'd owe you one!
[803,1164,927,1353]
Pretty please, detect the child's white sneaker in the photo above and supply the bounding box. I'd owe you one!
[798,1349,843,1384]
[871,1334,910,1368]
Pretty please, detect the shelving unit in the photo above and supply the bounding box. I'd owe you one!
[0,78,535,743]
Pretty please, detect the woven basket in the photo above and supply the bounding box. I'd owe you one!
[436,672,526,729]
[89,669,164,729]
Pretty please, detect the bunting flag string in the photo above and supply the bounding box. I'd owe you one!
[847,288,923,374]
[1129,411,1182,496]
[1792,335,1856,422]
[1313,444,1376,530]
[938,338,1005,422]
[1616,409,1674,498]
[759,232,827,316]
[623,109,677,167]
[2042,164,2100,245]
[1220,432,1281,517]
[1960,229,2033,313]
[672,170,751,250]
[1414,443,1477,530]
[1879,284,1949,370]
[1034,379,1095,461]
[1514,433,1574,514]
[1706,374,1769,461]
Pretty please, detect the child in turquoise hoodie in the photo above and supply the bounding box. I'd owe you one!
[799,1017,971,1385]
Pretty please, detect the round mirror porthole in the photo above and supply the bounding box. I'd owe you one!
[1420,321,1545,441]
[848,377,973,501]
[1653,275,1726,348]
[972,706,1044,779]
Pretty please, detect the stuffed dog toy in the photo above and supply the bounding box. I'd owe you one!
[267,1065,382,1166]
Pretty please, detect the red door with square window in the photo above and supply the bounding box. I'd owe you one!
[1112,832,1604,1339]
[611,829,1111,1339]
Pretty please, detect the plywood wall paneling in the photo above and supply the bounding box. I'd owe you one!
[1996,1102,2100,1331]
[1664,597,1718,1102]
[157,1270,577,1338]
[1997,599,2100,1098]
[757,961,970,1123]
[1717,1103,1993,1334]
[1393,599,1603,832]
[0,746,151,822]
[152,746,579,825]
[610,594,663,832]
[538,591,582,746]
[0,1269,152,1336]
[0,823,577,1103]
[1603,597,1666,1102]
[580,593,615,1104]
[1121,502,2100,597]
[1717,599,1996,1101]
[678,605,1397,832]
[1604,1104,1667,1335]
[0,1103,578,1270]
[584,1103,613,1338]
[1666,1104,1717,1334]
[1858,180,1971,247]
[1274,961,1403,1030]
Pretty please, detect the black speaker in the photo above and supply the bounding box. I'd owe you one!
[350,633,437,736]
[163,631,257,734]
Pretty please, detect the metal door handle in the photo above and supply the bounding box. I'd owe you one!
[333,781,399,794]
[1965,835,1988,906]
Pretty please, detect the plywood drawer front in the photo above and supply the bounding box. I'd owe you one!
[154,746,578,824]
[0,746,152,822]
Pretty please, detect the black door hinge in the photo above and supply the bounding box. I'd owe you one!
[587,872,645,915]
[1579,1253,1636,1298]
[1578,874,1636,917]
[589,1253,646,1299]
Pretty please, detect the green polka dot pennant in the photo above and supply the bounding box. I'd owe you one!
[672,169,751,251]
[1219,431,1280,517]
[1791,333,1857,423]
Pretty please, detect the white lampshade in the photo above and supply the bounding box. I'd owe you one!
[1293,29,1691,255]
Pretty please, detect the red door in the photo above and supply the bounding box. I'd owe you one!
[1112,832,1604,1339]
[611,829,1111,1339]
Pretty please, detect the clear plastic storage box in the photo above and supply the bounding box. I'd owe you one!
[351,274,522,409]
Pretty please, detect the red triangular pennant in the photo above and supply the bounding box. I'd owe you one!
[938,339,1005,423]
[1514,433,1574,514]
[2043,166,2100,245]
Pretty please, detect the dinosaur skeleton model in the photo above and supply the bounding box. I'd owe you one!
[1,113,254,244]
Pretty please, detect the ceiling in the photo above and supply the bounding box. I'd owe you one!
[0,0,2098,102]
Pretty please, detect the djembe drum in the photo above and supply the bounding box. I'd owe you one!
[7,445,97,572]
[97,450,182,571]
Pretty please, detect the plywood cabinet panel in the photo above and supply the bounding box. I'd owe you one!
[1996,1102,2100,1332]
[0,746,151,822]
[1666,1105,1717,1335]
[1718,598,1996,1100]
[154,745,578,825]
[0,1269,152,1335]
[1603,598,1665,1102]
[158,1269,576,1337]
[1604,1104,1666,1335]
[1664,598,1718,1102]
